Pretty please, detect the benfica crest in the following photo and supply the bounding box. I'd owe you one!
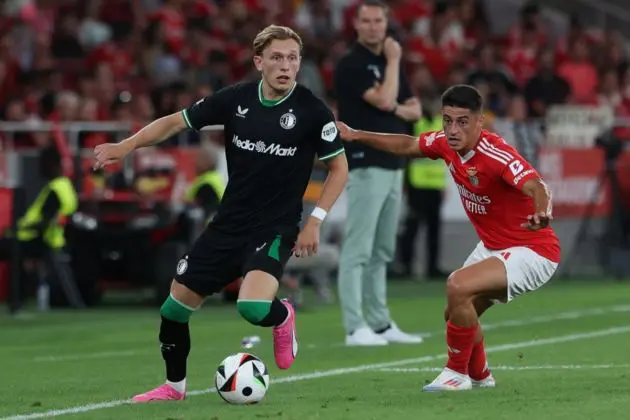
[466,166,479,186]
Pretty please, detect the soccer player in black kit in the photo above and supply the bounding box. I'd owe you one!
[93,25,348,402]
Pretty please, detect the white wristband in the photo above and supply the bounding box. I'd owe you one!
[310,207,327,221]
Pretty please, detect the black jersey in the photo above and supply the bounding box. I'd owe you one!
[182,80,345,236]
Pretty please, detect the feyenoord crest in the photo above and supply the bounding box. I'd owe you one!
[280,111,297,130]
[176,258,188,275]
[466,167,479,186]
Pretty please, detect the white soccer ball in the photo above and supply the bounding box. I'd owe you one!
[215,352,270,404]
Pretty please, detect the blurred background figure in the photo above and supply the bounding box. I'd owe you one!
[494,94,542,168]
[334,0,422,347]
[184,146,225,223]
[394,106,447,280]
[0,146,79,311]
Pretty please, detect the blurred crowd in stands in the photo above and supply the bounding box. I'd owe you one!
[1,0,630,149]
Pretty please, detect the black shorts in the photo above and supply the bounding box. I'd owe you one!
[174,225,299,297]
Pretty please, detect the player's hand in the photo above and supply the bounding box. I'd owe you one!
[383,36,402,61]
[336,122,357,142]
[93,141,134,170]
[521,211,552,231]
[293,219,320,258]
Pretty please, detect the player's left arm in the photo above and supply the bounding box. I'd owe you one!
[500,151,552,230]
[293,105,349,258]
[315,151,348,219]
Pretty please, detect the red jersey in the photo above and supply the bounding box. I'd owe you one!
[418,130,560,262]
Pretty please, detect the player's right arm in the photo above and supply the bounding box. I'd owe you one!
[336,121,429,158]
[93,113,186,169]
[94,87,231,169]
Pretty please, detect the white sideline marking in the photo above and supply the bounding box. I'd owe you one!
[5,325,630,420]
[379,364,630,373]
[32,304,630,362]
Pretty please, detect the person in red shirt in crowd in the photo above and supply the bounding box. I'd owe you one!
[505,21,541,87]
[407,1,464,82]
[557,39,598,104]
[555,15,597,66]
[457,0,489,52]
[506,1,547,49]
[336,84,560,392]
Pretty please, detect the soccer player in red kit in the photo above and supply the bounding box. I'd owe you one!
[336,84,560,391]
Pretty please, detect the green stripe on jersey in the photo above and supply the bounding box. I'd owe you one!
[181,109,194,129]
[319,148,345,161]
[258,80,296,107]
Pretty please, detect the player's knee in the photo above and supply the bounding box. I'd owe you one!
[446,270,468,301]
[237,299,271,325]
[443,305,450,322]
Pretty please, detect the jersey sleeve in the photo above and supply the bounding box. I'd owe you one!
[417,131,446,160]
[486,141,540,188]
[501,156,539,188]
[313,101,345,161]
[181,86,233,130]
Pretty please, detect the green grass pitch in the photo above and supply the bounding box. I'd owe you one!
[1,280,630,420]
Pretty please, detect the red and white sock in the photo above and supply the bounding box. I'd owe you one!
[445,321,478,375]
[468,337,491,381]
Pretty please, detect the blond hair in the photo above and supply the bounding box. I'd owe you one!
[253,25,303,56]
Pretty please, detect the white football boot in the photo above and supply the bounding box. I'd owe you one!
[345,326,388,346]
[422,367,473,392]
[377,322,424,344]
[472,373,496,388]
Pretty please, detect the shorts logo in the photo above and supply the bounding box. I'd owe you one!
[176,258,188,275]
[500,251,511,261]
[280,110,297,130]
[466,166,479,186]
[321,121,337,142]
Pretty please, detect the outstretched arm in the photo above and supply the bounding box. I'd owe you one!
[95,89,231,169]
[93,113,187,169]
[336,122,423,157]
[128,113,187,149]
